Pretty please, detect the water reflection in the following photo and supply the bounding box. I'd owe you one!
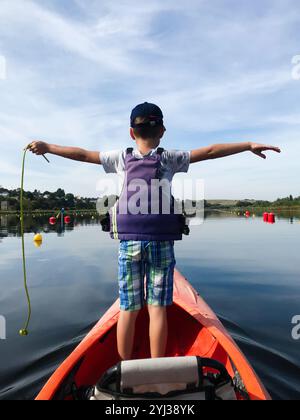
[0,214,103,243]
[1,210,299,243]
[0,210,299,400]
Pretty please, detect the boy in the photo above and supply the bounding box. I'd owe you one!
[29,102,281,360]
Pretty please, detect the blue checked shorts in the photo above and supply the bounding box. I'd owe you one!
[118,240,176,312]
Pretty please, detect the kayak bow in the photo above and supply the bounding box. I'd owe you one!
[36,270,270,401]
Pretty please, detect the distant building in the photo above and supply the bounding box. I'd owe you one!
[1,201,8,211]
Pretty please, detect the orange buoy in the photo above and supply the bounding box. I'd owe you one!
[49,217,57,226]
[268,213,275,224]
[263,213,269,222]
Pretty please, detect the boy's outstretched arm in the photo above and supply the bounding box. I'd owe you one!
[28,141,101,165]
[190,142,281,163]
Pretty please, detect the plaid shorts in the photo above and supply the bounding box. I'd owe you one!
[118,241,176,312]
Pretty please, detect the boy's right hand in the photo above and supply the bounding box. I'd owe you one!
[27,141,50,156]
[26,142,101,164]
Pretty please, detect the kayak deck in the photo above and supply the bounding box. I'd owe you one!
[36,270,270,401]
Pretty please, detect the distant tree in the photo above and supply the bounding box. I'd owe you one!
[56,188,66,199]
[23,198,32,211]
[3,184,299,213]
[65,193,75,207]
[236,200,252,208]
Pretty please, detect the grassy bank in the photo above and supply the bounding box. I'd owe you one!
[230,206,300,212]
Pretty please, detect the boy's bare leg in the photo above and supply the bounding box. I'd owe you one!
[117,310,140,360]
[148,305,168,358]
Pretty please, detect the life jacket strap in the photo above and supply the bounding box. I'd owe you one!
[126,148,164,156]
[126,148,134,156]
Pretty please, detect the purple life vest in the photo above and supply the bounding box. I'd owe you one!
[110,148,184,241]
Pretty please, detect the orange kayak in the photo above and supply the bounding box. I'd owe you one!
[36,270,271,401]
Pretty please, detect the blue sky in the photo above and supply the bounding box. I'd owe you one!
[0,0,299,200]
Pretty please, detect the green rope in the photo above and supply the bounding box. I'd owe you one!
[19,146,50,336]
[19,147,31,336]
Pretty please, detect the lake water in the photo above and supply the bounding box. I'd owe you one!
[0,212,299,400]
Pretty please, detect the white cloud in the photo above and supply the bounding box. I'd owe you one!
[0,0,129,73]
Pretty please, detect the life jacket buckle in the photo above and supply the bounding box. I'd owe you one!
[100,213,111,232]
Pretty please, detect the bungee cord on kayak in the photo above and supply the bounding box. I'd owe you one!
[19,145,49,337]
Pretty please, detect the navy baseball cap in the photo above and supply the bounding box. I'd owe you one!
[130,102,164,128]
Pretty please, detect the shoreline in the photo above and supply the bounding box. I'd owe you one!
[1,206,300,216]
[0,209,100,216]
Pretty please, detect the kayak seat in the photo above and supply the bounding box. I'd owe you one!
[89,356,237,401]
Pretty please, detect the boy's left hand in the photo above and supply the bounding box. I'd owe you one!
[250,143,281,159]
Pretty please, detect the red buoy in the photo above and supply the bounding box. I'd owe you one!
[49,217,57,226]
[263,212,269,222]
[245,211,251,218]
[64,216,71,224]
[268,213,275,224]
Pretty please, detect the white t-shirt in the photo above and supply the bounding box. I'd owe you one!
[101,149,190,185]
